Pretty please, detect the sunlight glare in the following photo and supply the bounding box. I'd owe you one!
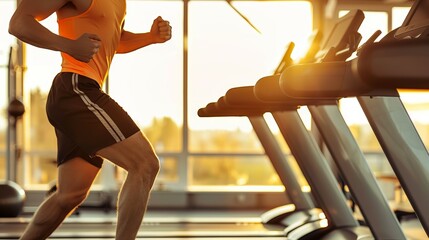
[189,1,313,131]
[234,1,313,61]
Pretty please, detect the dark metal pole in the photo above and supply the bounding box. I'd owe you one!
[7,46,17,182]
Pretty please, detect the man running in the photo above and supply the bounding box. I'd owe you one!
[9,0,172,239]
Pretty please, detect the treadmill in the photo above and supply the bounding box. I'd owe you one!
[200,10,377,239]
[235,9,406,239]
[278,0,429,237]
[198,38,330,239]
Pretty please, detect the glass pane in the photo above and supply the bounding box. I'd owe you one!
[191,124,263,153]
[399,91,429,148]
[392,7,411,29]
[190,155,308,188]
[109,1,183,152]
[190,155,283,186]
[364,153,393,176]
[189,1,313,153]
[340,98,383,152]
[0,0,17,181]
[23,155,58,187]
[157,156,179,182]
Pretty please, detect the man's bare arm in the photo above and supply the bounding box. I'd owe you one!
[9,0,101,62]
[117,16,172,54]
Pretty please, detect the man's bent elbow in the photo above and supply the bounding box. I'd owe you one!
[8,14,33,41]
[8,20,16,36]
[8,17,22,39]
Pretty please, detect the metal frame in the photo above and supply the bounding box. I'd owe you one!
[358,95,429,236]
[271,110,358,228]
[248,116,315,210]
[308,104,406,239]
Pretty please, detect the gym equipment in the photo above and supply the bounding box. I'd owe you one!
[201,97,327,238]
[199,10,384,239]
[247,10,397,239]
[214,88,360,239]
[263,26,406,240]
[0,181,26,217]
[197,27,330,240]
[278,0,429,237]
[7,98,25,119]
[274,42,295,75]
[199,40,328,239]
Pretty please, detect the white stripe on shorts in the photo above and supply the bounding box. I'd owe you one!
[71,73,126,142]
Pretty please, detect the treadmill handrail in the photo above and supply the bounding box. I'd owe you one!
[358,38,429,89]
[279,60,399,99]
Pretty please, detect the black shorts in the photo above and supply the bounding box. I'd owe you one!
[46,72,140,168]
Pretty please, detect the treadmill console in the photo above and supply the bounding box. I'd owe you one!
[315,9,364,61]
[357,0,429,89]
[279,10,366,98]
[395,0,429,39]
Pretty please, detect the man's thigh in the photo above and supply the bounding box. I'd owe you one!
[57,157,100,194]
[96,131,158,171]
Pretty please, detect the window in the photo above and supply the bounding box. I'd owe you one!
[0,0,17,181]
[399,92,429,150]
[4,0,314,191]
[188,1,313,187]
[392,7,411,29]
[189,1,313,136]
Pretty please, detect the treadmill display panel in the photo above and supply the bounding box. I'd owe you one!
[315,9,364,59]
[395,0,429,39]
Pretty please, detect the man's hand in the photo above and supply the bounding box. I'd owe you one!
[116,17,172,53]
[66,33,101,62]
[150,16,172,43]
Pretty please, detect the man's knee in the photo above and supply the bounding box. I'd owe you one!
[56,190,88,211]
[134,154,160,180]
[148,156,161,177]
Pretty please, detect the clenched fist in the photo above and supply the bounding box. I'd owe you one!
[150,16,172,43]
[66,33,101,62]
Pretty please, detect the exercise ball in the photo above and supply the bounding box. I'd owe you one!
[8,98,25,118]
[0,181,26,217]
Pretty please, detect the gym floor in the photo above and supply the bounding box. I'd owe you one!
[0,209,426,239]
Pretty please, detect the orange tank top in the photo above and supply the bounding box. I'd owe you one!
[58,0,126,86]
